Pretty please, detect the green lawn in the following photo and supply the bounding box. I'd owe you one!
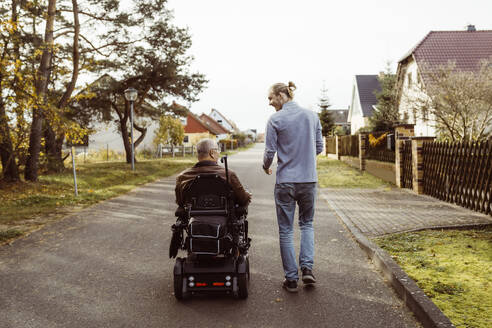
[0,158,194,244]
[317,157,390,189]
[373,227,492,328]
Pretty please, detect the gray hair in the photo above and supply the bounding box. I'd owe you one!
[196,138,218,159]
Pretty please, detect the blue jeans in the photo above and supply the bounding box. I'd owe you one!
[274,182,316,281]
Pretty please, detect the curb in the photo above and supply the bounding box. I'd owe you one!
[321,194,456,328]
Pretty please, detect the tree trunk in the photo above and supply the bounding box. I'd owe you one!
[0,98,20,182]
[44,126,65,172]
[45,0,80,172]
[120,116,134,164]
[25,0,57,181]
[120,118,148,164]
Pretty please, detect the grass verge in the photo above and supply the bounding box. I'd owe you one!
[317,157,390,189]
[0,157,194,244]
[373,227,492,328]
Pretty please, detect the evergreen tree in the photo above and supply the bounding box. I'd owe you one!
[369,63,399,132]
[318,83,335,136]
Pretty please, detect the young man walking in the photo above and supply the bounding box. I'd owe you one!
[263,81,323,292]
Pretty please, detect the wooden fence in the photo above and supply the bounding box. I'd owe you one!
[422,139,492,216]
[401,140,413,189]
[326,137,336,154]
[339,135,359,157]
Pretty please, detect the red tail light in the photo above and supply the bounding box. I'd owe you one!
[212,282,225,286]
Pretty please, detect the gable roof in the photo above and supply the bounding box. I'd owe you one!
[329,109,349,124]
[399,30,492,72]
[210,108,239,132]
[355,75,381,117]
[184,113,220,135]
[199,113,231,134]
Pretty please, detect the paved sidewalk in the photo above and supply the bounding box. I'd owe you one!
[320,187,492,237]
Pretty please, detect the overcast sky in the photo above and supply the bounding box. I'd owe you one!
[166,0,492,133]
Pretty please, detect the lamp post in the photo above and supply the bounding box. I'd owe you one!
[124,87,138,171]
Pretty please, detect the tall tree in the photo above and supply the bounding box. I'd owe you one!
[0,2,20,182]
[73,1,207,164]
[317,83,334,136]
[369,63,399,132]
[42,0,81,172]
[24,0,56,181]
[410,60,492,142]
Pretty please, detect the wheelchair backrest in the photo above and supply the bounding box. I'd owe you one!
[184,173,233,216]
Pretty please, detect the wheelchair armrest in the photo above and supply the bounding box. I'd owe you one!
[175,207,187,218]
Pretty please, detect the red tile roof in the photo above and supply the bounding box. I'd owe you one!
[199,114,231,134]
[184,113,219,135]
[400,30,492,72]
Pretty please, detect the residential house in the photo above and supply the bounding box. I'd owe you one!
[244,129,257,142]
[209,108,240,133]
[348,75,381,134]
[199,113,231,141]
[183,113,221,146]
[330,108,350,134]
[395,26,492,136]
[87,99,190,153]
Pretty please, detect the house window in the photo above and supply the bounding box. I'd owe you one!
[217,120,222,124]
[184,136,189,143]
[407,72,413,87]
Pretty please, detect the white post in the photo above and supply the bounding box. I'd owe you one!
[71,147,78,197]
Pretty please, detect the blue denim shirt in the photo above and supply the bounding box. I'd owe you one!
[263,101,323,183]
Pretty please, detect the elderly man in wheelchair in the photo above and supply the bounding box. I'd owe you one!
[170,138,252,299]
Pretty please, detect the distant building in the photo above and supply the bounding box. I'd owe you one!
[244,129,257,141]
[183,113,221,146]
[330,108,350,134]
[209,108,240,133]
[348,75,381,134]
[199,113,231,141]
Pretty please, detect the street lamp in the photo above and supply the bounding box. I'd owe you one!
[124,87,138,171]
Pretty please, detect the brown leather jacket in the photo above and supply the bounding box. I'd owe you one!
[175,160,251,208]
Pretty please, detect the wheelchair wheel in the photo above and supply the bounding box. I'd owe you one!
[246,256,250,282]
[237,272,248,299]
[238,256,250,299]
[174,258,189,300]
[174,273,183,300]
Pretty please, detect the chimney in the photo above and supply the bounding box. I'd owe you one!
[467,24,476,32]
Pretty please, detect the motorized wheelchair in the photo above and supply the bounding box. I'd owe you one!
[169,156,251,300]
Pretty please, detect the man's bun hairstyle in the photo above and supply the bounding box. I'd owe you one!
[270,81,296,100]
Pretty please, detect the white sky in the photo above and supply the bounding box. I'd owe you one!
[166,0,492,133]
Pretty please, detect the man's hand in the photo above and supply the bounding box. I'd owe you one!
[263,166,272,175]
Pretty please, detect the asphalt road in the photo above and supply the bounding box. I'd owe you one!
[0,144,420,328]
